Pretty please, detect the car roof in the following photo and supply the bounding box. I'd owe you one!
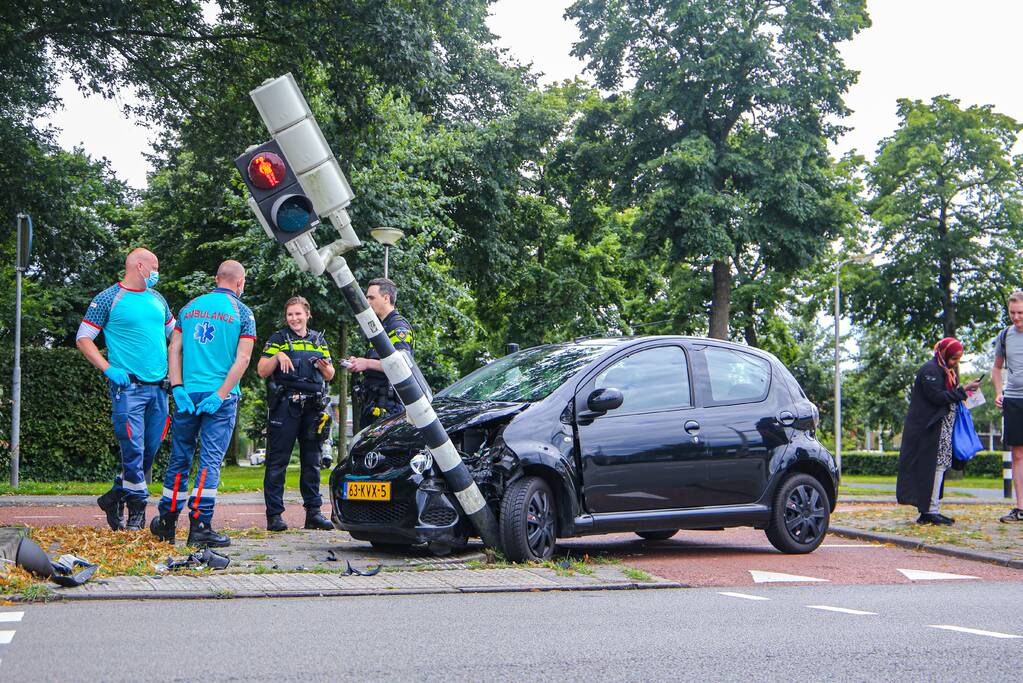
[532,335,778,363]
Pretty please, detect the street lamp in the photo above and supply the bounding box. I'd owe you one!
[370,227,404,279]
[834,254,871,476]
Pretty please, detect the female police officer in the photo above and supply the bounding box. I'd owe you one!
[257,296,336,532]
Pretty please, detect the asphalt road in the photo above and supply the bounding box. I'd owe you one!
[2,583,1020,681]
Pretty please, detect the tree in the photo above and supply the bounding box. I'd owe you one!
[566,0,868,338]
[856,96,1023,347]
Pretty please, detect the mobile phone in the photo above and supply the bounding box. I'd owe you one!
[976,373,987,382]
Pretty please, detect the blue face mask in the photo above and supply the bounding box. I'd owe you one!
[145,270,160,288]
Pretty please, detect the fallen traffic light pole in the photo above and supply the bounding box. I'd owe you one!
[236,74,500,550]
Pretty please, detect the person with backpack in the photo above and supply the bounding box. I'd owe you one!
[993,290,1023,523]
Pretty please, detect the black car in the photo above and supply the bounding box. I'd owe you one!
[330,336,836,561]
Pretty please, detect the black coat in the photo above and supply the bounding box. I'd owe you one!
[896,358,967,512]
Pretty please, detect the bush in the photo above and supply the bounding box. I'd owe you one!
[841,451,1005,478]
[0,347,170,481]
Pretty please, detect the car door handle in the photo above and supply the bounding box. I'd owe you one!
[778,411,795,426]
[683,419,700,434]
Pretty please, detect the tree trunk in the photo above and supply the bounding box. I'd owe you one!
[938,203,956,337]
[337,319,350,457]
[743,298,757,347]
[709,260,732,339]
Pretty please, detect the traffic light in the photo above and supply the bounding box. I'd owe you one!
[234,140,318,244]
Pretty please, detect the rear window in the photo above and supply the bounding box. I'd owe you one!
[704,347,771,404]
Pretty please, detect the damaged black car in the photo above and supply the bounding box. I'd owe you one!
[330,336,837,561]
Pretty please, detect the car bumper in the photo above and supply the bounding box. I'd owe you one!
[329,465,468,546]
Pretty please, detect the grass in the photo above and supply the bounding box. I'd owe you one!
[0,464,331,497]
[622,567,653,582]
[841,474,1002,489]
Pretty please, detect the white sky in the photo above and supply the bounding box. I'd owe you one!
[42,0,1023,189]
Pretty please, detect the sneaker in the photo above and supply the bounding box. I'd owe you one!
[999,508,1023,523]
[917,513,953,526]
[266,514,288,532]
[97,489,125,530]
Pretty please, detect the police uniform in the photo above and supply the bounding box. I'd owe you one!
[357,310,415,428]
[262,328,333,525]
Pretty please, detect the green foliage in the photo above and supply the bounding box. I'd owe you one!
[841,451,1004,477]
[0,347,168,481]
[856,96,1023,347]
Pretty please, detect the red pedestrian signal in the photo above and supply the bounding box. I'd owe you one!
[248,152,286,190]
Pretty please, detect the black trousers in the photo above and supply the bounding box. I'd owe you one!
[264,397,324,517]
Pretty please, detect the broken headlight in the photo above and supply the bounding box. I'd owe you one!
[410,450,433,475]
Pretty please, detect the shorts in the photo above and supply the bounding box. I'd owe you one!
[1002,397,1023,446]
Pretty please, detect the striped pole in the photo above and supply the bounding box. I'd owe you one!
[326,257,501,549]
[1005,451,1014,500]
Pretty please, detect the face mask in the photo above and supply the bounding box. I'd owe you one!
[145,270,160,288]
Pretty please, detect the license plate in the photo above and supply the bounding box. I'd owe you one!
[345,481,391,501]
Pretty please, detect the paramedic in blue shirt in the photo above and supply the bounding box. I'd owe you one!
[149,260,256,548]
[77,248,175,532]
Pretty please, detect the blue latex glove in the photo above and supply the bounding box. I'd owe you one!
[195,392,224,415]
[103,366,131,388]
[172,386,196,414]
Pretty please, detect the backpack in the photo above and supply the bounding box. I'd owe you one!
[995,325,1012,360]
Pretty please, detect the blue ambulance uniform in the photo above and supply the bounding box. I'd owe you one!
[77,283,175,502]
[158,288,256,524]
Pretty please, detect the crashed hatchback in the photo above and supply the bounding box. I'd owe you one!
[330,336,837,561]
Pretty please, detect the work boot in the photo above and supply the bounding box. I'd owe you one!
[304,510,333,530]
[97,489,125,531]
[125,500,147,531]
[149,512,179,544]
[266,514,288,532]
[187,518,231,548]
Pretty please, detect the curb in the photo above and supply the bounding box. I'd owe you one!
[830,525,1023,570]
[11,578,685,603]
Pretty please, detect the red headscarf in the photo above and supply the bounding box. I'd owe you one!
[933,337,963,389]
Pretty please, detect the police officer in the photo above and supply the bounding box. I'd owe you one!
[257,296,335,532]
[150,260,255,547]
[346,278,415,428]
[76,248,175,531]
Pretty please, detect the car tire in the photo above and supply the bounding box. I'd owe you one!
[765,473,830,554]
[500,476,557,562]
[636,529,678,541]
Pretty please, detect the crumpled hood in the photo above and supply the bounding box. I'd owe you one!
[352,397,527,453]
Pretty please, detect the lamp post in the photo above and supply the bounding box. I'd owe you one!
[370,227,404,279]
[834,254,870,476]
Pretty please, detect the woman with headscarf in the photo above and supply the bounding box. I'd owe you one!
[896,337,982,524]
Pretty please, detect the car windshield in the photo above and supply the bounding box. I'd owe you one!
[438,343,616,403]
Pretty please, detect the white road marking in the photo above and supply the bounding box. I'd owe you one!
[0,613,23,623]
[749,570,828,584]
[807,605,878,615]
[13,515,60,519]
[898,568,978,581]
[0,631,14,644]
[236,512,265,516]
[819,544,880,548]
[718,592,770,601]
[929,625,1022,639]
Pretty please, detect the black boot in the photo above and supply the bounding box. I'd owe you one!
[150,512,179,544]
[187,518,231,548]
[267,514,288,532]
[97,489,125,531]
[304,509,333,530]
[125,500,147,531]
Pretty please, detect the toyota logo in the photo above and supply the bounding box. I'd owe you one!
[363,451,383,469]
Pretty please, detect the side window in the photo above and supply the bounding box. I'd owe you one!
[704,347,771,404]
[594,346,692,413]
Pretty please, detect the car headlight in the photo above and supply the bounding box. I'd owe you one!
[410,450,433,475]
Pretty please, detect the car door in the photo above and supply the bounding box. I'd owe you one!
[576,344,706,513]
[689,344,776,506]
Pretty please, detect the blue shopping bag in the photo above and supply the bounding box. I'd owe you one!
[952,402,982,462]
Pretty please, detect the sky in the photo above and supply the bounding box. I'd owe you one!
[42,0,1023,190]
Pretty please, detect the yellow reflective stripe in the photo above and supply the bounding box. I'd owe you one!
[262,344,282,356]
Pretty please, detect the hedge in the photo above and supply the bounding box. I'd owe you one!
[841,451,1005,478]
[0,346,170,481]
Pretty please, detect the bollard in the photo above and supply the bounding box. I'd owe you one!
[1005,451,1014,499]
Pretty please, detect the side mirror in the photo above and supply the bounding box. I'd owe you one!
[587,387,624,413]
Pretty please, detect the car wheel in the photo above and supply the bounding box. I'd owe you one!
[500,476,557,562]
[765,473,830,554]
[636,529,678,541]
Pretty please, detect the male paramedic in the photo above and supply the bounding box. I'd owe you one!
[77,248,174,531]
[149,260,255,547]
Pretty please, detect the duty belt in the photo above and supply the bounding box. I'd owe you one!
[129,375,171,391]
